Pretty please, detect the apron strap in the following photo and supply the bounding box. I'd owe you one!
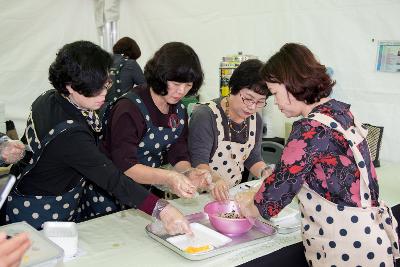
[307,112,372,208]
[203,101,226,143]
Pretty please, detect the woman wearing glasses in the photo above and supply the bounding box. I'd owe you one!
[188,59,271,201]
[6,41,193,236]
[100,42,210,199]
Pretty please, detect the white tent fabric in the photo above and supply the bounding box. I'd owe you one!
[0,0,399,162]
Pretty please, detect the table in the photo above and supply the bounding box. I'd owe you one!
[63,161,400,267]
[63,194,301,267]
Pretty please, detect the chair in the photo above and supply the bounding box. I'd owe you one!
[246,141,284,181]
[362,123,384,167]
[261,141,284,165]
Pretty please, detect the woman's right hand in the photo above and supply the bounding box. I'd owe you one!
[166,171,196,198]
[159,204,192,235]
[0,232,30,267]
[0,140,25,164]
[210,179,230,202]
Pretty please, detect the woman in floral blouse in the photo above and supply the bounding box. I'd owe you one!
[236,43,399,266]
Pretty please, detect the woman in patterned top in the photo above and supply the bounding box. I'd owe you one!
[236,43,399,266]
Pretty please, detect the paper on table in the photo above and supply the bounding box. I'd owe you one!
[166,223,232,254]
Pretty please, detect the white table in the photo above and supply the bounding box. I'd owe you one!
[62,161,399,267]
[63,194,301,267]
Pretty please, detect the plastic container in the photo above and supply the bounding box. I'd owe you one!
[204,200,253,236]
[43,221,78,258]
[0,221,64,267]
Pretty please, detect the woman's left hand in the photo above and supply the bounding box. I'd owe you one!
[183,168,212,191]
[234,190,260,219]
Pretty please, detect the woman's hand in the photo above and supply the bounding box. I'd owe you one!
[159,204,192,235]
[0,140,25,164]
[210,179,230,202]
[0,232,30,267]
[183,168,212,192]
[165,171,196,198]
[234,190,260,219]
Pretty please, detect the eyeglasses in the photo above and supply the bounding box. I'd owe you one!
[240,94,267,108]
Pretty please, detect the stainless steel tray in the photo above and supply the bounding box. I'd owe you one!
[145,212,277,261]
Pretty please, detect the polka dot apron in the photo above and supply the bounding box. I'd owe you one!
[103,92,185,197]
[297,112,400,267]
[107,55,128,102]
[205,102,256,187]
[6,112,122,229]
[121,92,185,168]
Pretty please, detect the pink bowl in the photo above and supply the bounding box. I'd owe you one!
[204,200,253,236]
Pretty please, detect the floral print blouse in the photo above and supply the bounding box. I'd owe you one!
[255,99,379,219]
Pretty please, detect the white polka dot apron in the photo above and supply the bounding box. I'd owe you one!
[107,55,129,103]
[6,112,122,229]
[205,102,256,187]
[297,112,400,267]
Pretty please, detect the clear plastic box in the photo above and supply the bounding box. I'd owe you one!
[0,221,64,267]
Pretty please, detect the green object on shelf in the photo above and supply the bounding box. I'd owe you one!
[181,96,199,108]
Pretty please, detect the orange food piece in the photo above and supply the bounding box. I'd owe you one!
[184,245,211,254]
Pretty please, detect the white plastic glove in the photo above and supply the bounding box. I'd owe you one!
[210,178,230,202]
[182,168,212,192]
[159,204,193,236]
[0,232,31,267]
[165,170,197,198]
[234,190,260,219]
[0,140,25,164]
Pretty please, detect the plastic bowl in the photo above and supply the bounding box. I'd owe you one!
[203,200,253,236]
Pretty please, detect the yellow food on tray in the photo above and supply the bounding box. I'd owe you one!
[184,245,211,254]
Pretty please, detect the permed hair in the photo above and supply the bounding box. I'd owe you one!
[261,43,335,104]
[49,40,112,97]
[229,59,270,97]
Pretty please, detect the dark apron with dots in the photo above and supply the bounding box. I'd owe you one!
[103,92,186,198]
[99,56,128,119]
[6,113,122,229]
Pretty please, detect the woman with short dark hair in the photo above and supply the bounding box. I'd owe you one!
[236,43,399,266]
[6,41,192,236]
[101,42,209,199]
[188,59,271,201]
[103,37,146,108]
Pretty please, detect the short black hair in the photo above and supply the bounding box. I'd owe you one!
[49,40,112,97]
[113,37,141,60]
[144,42,203,96]
[229,59,270,97]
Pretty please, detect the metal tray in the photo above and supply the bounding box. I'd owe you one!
[145,212,277,261]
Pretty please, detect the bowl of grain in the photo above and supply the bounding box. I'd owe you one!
[203,200,253,236]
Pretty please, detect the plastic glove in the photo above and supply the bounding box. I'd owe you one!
[0,232,31,267]
[165,170,197,198]
[259,164,275,180]
[210,178,230,202]
[0,140,25,164]
[183,168,212,192]
[159,204,193,236]
[234,190,260,219]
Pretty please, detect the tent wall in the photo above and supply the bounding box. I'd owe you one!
[1,0,399,162]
